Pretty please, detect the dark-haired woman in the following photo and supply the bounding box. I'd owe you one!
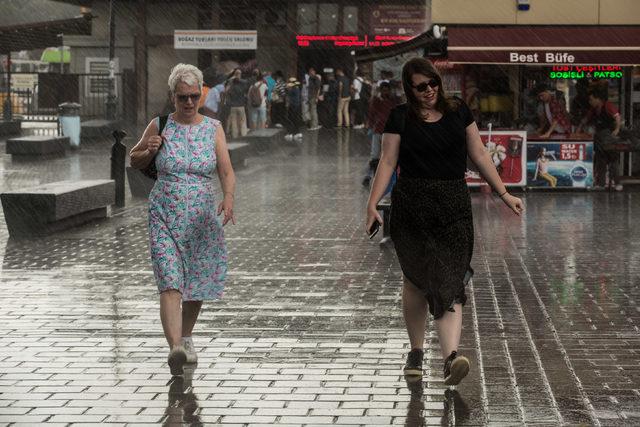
[365,58,524,385]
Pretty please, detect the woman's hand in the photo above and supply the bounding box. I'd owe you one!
[365,205,383,236]
[217,195,236,226]
[146,135,163,154]
[501,193,525,216]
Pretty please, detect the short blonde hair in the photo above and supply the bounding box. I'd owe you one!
[168,63,203,94]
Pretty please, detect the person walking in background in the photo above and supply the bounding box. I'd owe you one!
[201,76,224,120]
[336,68,351,128]
[307,67,322,130]
[362,81,398,186]
[365,57,524,385]
[248,70,268,130]
[129,63,236,377]
[351,69,365,129]
[285,77,303,141]
[270,71,287,128]
[225,68,248,139]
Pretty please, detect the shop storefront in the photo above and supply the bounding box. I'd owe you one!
[448,25,640,189]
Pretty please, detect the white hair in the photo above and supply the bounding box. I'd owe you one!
[167,63,203,94]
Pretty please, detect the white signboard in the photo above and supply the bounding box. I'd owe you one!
[174,30,257,50]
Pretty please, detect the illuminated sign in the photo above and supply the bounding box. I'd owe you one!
[549,65,623,79]
[296,34,413,48]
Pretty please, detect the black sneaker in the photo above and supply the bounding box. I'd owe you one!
[403,348,424,377]
[443,351,470,386]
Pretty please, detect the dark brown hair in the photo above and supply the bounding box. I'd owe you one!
[401,57,454,119]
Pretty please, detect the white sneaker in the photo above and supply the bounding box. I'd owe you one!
[284,134,293,141]
[294,133,303,139]
[275,123,283,128]
[167,345,187,376]
[615,184,624,192]
[181,337,198,364]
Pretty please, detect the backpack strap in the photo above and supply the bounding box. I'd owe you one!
[158,115,168,135]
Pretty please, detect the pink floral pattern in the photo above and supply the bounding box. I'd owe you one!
[148,114,227,300]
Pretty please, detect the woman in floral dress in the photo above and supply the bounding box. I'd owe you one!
[130,64,236,376]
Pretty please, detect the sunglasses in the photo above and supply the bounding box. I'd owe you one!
[412,79,439,92]
[176,93,201,103]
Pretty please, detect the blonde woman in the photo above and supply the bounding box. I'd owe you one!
[130,63,236,376]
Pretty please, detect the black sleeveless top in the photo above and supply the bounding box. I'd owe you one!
[383,99,475,179]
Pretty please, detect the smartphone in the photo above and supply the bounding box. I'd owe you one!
[368,220,381,239]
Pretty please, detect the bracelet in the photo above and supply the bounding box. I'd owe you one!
[497,190,508,198]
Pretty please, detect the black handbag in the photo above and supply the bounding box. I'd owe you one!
[141,115,168,180]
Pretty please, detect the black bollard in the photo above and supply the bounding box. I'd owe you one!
[111,129,127,208]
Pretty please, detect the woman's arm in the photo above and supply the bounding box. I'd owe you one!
[533,160,539,181]
[365,132,400,230]
[214,124,237,225]
[129,119,160,169]
[466,122,524,215]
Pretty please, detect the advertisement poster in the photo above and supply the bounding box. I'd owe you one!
[370,5,426,37]
[174,30,257,50]
[465,131,526,187]
[526,141,594,188]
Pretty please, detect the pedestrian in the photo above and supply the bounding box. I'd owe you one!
[225,68,248,138]
[362,81,398,186]
[307,67,322,130]
[577,84,623,190]
[351,69,365,129]
[365,57,524,385]
[535,82,571,138]
[336,68,351,128]
[201,76,224,120]
[270,71,286,128]
[285,77,303,141]
[248,70,268,130]
[129,63,236,377]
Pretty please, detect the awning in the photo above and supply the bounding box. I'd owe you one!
[447,25,640,66]
[354,31,446,63]
[0,14,92,53]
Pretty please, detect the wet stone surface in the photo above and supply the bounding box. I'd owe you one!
[0,128,639,425]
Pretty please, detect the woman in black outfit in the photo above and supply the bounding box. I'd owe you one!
[366,58,524,385]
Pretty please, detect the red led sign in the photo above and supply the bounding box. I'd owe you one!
[296,34,413,48]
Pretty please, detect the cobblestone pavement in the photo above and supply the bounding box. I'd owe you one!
[0,127,639,426]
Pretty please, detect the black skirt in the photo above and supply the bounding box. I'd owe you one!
[390,177,474,319]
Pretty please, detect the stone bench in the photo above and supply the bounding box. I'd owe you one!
[127,142,253,198]
[81,119,121,142]
[244,128,284,148]
[6,135,70,157]
[0,179,115,237]
[376,195,392,244]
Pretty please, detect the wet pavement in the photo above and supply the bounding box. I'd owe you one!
[0,127,639,426]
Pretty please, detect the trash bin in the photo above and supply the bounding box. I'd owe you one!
[58,102,82,148]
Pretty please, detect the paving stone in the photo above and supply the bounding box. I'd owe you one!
[0,128,639,425]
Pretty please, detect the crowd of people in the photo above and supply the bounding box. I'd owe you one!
[175,66,405,144]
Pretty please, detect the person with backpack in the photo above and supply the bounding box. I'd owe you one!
[129,63,236,377]
[224,68,248,138]
[248,70,268,130]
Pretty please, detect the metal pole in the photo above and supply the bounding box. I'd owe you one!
[111,129,127,207]
[106,0,117,120]
[58,34,64,74]
[3,51,12,121]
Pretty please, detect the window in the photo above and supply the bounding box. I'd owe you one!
[318,3,339,35]
[343,6,358,33]
[297,3,317,34]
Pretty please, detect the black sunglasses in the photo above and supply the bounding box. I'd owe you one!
[412,79,439,92]
[176,93,201,103]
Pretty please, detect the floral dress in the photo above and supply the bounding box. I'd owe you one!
[148,114,227,301]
